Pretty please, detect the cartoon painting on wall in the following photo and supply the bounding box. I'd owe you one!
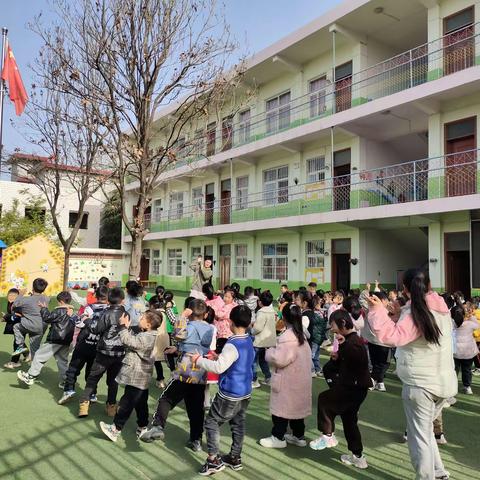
[68,254,125,288]
[305,267,324,285]
[0,234,64,296]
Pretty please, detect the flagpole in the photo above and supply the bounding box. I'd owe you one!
[0,27,7,179]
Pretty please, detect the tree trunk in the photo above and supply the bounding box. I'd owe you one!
[128,234,143,280]
[63,249,70,290]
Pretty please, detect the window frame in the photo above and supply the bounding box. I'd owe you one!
[234,244,248,279]
[305,240,325,269]
[263,165,289,205]
[168,191,184,220]
[167,248,183,276]
[306,156,326,183]
[68,211,89,229]
[266,91,291,133]
[261,243,288,280]
[151,249,161,275]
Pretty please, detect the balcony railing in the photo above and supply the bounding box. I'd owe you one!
[171,23,480,168]
[148,149,479,233]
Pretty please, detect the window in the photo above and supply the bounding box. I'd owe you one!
[152,199,162,222]
[263,166,289,205]
[191,246,201,261]
[192,187,203,212]
[206,122,216,156]
[152,249,161,275]
[305,240,325,269]
[262,243,288,280]
[222,116,233,151]
[167,248,183,276]
[234,244,248,279]
[194,129,204,156]
[175,137,186,158]
[168,192,184,220]
[444,7,474,34]
[25,207,46,224]
[68,211,89,229]
[236,176,249,210]
[306,156,326,183]
[238,109,251,143]
[445,117,476,140]
[266,91,291,133]
[309,77,328,117]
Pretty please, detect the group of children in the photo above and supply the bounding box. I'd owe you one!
[2,276,479,477]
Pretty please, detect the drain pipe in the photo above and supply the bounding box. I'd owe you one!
[330,26,336,172]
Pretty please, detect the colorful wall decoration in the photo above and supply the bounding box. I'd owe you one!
[68,254,126,288]
[305,267,325,285]
[0,234,64,296]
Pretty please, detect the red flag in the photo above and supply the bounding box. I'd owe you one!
[1,44,28,116]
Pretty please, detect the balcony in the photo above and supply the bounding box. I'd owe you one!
[172,24,480,169]
[149,150,479,233]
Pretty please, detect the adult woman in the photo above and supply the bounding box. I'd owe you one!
[189,256,213,299]
[368,268,456,480]
[259,304,312,449]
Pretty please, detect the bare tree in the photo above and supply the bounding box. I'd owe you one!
[32,0,247,279]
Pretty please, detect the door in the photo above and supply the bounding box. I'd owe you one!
[333,149,351,211]
[220,179,231,224]
[205,183,215,226]
[140,249,150,281]
[446,251,470,295]
[445,118,476,197]
[335,61,352,113]
[219,244,231,289]
[443,7,474,75]
[331,239,351,293]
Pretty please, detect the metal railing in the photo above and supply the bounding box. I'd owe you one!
[147,149,479,233]
[169,24,480,168]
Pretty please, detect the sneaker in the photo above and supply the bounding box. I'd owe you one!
[3,361,21,369]
[221,453,242,471]
[435,433,447,445]
[374,382,386,392]
[262,377,271,386]
[435,472,450,479]
[156,380,166,389]
[13,346,29,357]
[284,433,307,447]
[472,368,480,376]
[369,379,376,391]
[259,435,287,449]
[186,439,202,452]
[402,431,408,443]
[17,370,35,386]
[58,381,65,389]
[138,425,165,443]
[309,434,338,450]
[444,397,457,408]
[136,426,148,438]
[58,390,75,405]
[463,386,473,395]
[106,403,117,417]
[315,370,324,378]
[341,453,368,469]
[199,456,225,476]
[78,401,90,418]
[100,421,120,442]
[251,379,261,389]
[89,394,98,403]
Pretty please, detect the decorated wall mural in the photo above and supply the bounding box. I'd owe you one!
[0,234,64,296]
[68,255,126,288]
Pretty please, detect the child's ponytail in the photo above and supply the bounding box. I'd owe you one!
[282,303,305,345]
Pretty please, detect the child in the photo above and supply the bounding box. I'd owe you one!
[100,310,161,442]
[452,302,478,395]
[58,285,109,404]
[215,288,237,354]
[203,283,225,319]
[150,296,171,389]
[191,305,254,475]
[251,290,275,388]
[139,299,214,451]
[124,281,146,328]
[17,291,76,386]
[243,286,258,322]
[277,284,289,304]
[78,287,128,418]
[310,310,372,470]
[307,282,317,295]
[2,288,27,369]
[259,304,312,449]
[311,296,328,377]
[327,291,344,320]
[12,278,49,360]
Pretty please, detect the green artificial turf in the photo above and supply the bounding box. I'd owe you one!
[0,306,479,479]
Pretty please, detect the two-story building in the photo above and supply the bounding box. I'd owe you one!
[124,0,480,296]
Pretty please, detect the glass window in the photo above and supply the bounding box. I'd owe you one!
[309,77,328,117]
[234,244,248,279]
[263,166,289,205]
[261,243,288,280]
[236,176,249,210]
[206,122,216,156]
[192,187,203,212]
[445,117,476,141]
[305,240,325,268]
[69,211,88,229]
[238,109,251,144]
[335,62,353,80]
[445,7,474,33]
[167,248,183,276]
[306,156,326,183]
[266,91,291,133]
[168,192,184,220]
[152,249,161,275]
[152,199,162,222]
[191,246,201,261]
[222,116,233,151]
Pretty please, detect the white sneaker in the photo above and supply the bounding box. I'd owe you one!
[284,434,307,447]
[444,397,457,408]
[472,368,480,376]
[262,378,271,386]
[463,386,473,395]
[309,434,338,450]
[369,379,376,391]
[435,433,447,445]
[311,371,317,378]
[341,454,368,469]
[3,361,21,369]
[251,380,261,389]
[259,435,287,449]
[375,382,386,392]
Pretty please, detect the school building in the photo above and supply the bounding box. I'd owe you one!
[124,0,480,296]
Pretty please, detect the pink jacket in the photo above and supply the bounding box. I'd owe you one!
[266,328,312,419]
[368,291,448,347]
[215,301,237,339]
[206,296,225,318]
[454,318,479,360]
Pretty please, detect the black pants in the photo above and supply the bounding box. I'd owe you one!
[368,343,390,383]
[11,339,28,363]
[114,385,149,430]
[152,379,205,441]
[64,343,96,393]
[154,356,176,380]
[272,415,305,440]
[317,385,368,456]
[80,353,123,404]
[454,357,474,387]
[216,338,228,354]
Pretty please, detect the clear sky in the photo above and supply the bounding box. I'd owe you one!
[0,0,342,173]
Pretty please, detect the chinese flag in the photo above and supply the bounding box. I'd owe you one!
[1,44,28,116]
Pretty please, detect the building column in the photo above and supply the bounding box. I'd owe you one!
[428,222,442,291]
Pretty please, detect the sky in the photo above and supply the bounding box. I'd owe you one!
[0,0,342,176]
